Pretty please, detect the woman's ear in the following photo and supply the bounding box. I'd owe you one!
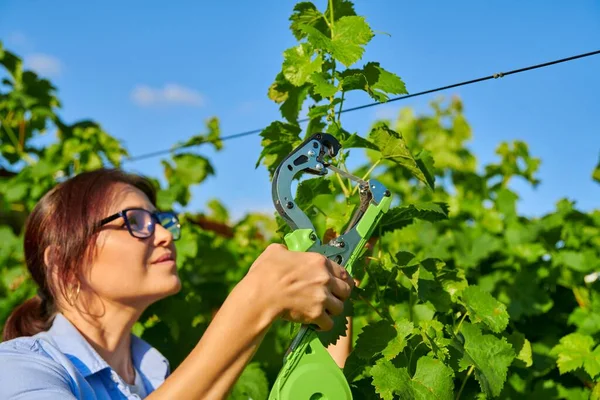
[43,245,62,290]
[43,245,59,270]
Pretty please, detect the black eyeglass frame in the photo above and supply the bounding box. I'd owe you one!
[99,207,181,241]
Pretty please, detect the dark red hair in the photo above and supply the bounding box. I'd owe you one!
[2,168,157,341]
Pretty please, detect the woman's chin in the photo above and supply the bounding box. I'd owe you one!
[147,275,182,302]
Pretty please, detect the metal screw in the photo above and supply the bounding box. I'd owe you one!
[309,233,317,241]
[307,150,315,157]
[312,141,319,148]
[315,163,324,171]
[286,201,294,209]
[384,190,391,197]
[338,241,346,248]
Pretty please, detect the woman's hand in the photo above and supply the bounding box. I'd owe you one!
[147,243,354,399]
[245,243,355,331]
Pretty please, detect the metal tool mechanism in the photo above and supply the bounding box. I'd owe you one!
[268,132,392,400]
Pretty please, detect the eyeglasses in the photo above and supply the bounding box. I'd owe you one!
[99,208,181,241]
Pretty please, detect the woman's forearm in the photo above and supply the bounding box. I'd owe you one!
[147,273,277,400]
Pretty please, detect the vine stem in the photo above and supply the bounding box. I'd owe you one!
[357,293,390,322]
[1,115,35,165]
[329,0,335,32]
[454,312,468,335]
[337,90,345,123]
[351,159,382,196]
[456,365,474,400]
[327,0,337,123]
[335,173,349,196]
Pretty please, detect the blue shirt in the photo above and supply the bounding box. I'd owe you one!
[0,313,170,399]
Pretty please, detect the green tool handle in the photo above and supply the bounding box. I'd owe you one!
[268,230,352,400]
[268,194,391,400]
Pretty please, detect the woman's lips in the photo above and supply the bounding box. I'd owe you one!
[152,253,174,264]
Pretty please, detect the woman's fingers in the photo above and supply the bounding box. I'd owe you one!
[325,258,355,289]
[328,275,353,302]
[313,293,344,331]
[313,313,334,332]
[325,292,345,317]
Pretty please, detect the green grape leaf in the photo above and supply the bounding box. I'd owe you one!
[395,251,416,266]
[256,121,302,175]
[507,331,533,368]
[381,319,415,361]
[420,320,452,361]
[454,230,503,269]
[289,2,326,40]
[306,114,327,136]
[325,0,357,22]
[281,84,310,123]
[363,62,407,101]
[228,362,269,400]
[205,117,222,150]
[415,149,436,189]
[299,23,332,52]
[164,153,214,187]
[282,43,323,87]
[461,285,509,333]
[344,350,369,383]
[350,379,381,400]
[593,158,600,183]
[206,199,229,223]
[329,16,374,67]
[457,322,515,397]
[568,306,600,336]
[496,188,518,220]
[593,382,600,400]
[406,356,455,400]
[268,72,292,103]
[371,356,455,400]
[341,133,379,151]
[309,72,338,98]
[301,16,373,67]
[177,117,222,150]
[307,98,341,120]
[380,203,449,234]
[317,297,353,347]
[354,319,413,361]
[295,177,334,210]
[550,333,600,378]
[339,68,368,92]
[370,359,410,400]
[554,250,593,273]
[369,123,434,189]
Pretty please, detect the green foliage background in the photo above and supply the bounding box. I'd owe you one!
[1,1,600,398]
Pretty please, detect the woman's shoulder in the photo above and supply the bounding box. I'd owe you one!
[0,333,59,358]
[0,334,84,398]
[0,333,74,376]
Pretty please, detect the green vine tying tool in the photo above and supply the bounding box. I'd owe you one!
[268,133,392,400]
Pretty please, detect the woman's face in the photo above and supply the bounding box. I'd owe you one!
[84,183,181,308]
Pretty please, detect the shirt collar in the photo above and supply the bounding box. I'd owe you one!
[42,313,170,387]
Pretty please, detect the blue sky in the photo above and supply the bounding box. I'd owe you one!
[1,1,599,221]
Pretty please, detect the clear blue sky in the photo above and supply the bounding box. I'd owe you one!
[1,1,599,221]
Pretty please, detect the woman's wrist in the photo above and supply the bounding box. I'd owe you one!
[237,270,281,331]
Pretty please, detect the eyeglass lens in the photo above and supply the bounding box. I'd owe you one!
[125,209,180,240]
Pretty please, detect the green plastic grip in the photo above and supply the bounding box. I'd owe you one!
[283,229,317,252]
[268,330,351,400]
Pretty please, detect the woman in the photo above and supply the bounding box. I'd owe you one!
[0,168,354,399]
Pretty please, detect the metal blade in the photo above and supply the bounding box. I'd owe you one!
[326,164,367,186]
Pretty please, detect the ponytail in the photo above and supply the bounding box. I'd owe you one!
[2,294,53,341]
